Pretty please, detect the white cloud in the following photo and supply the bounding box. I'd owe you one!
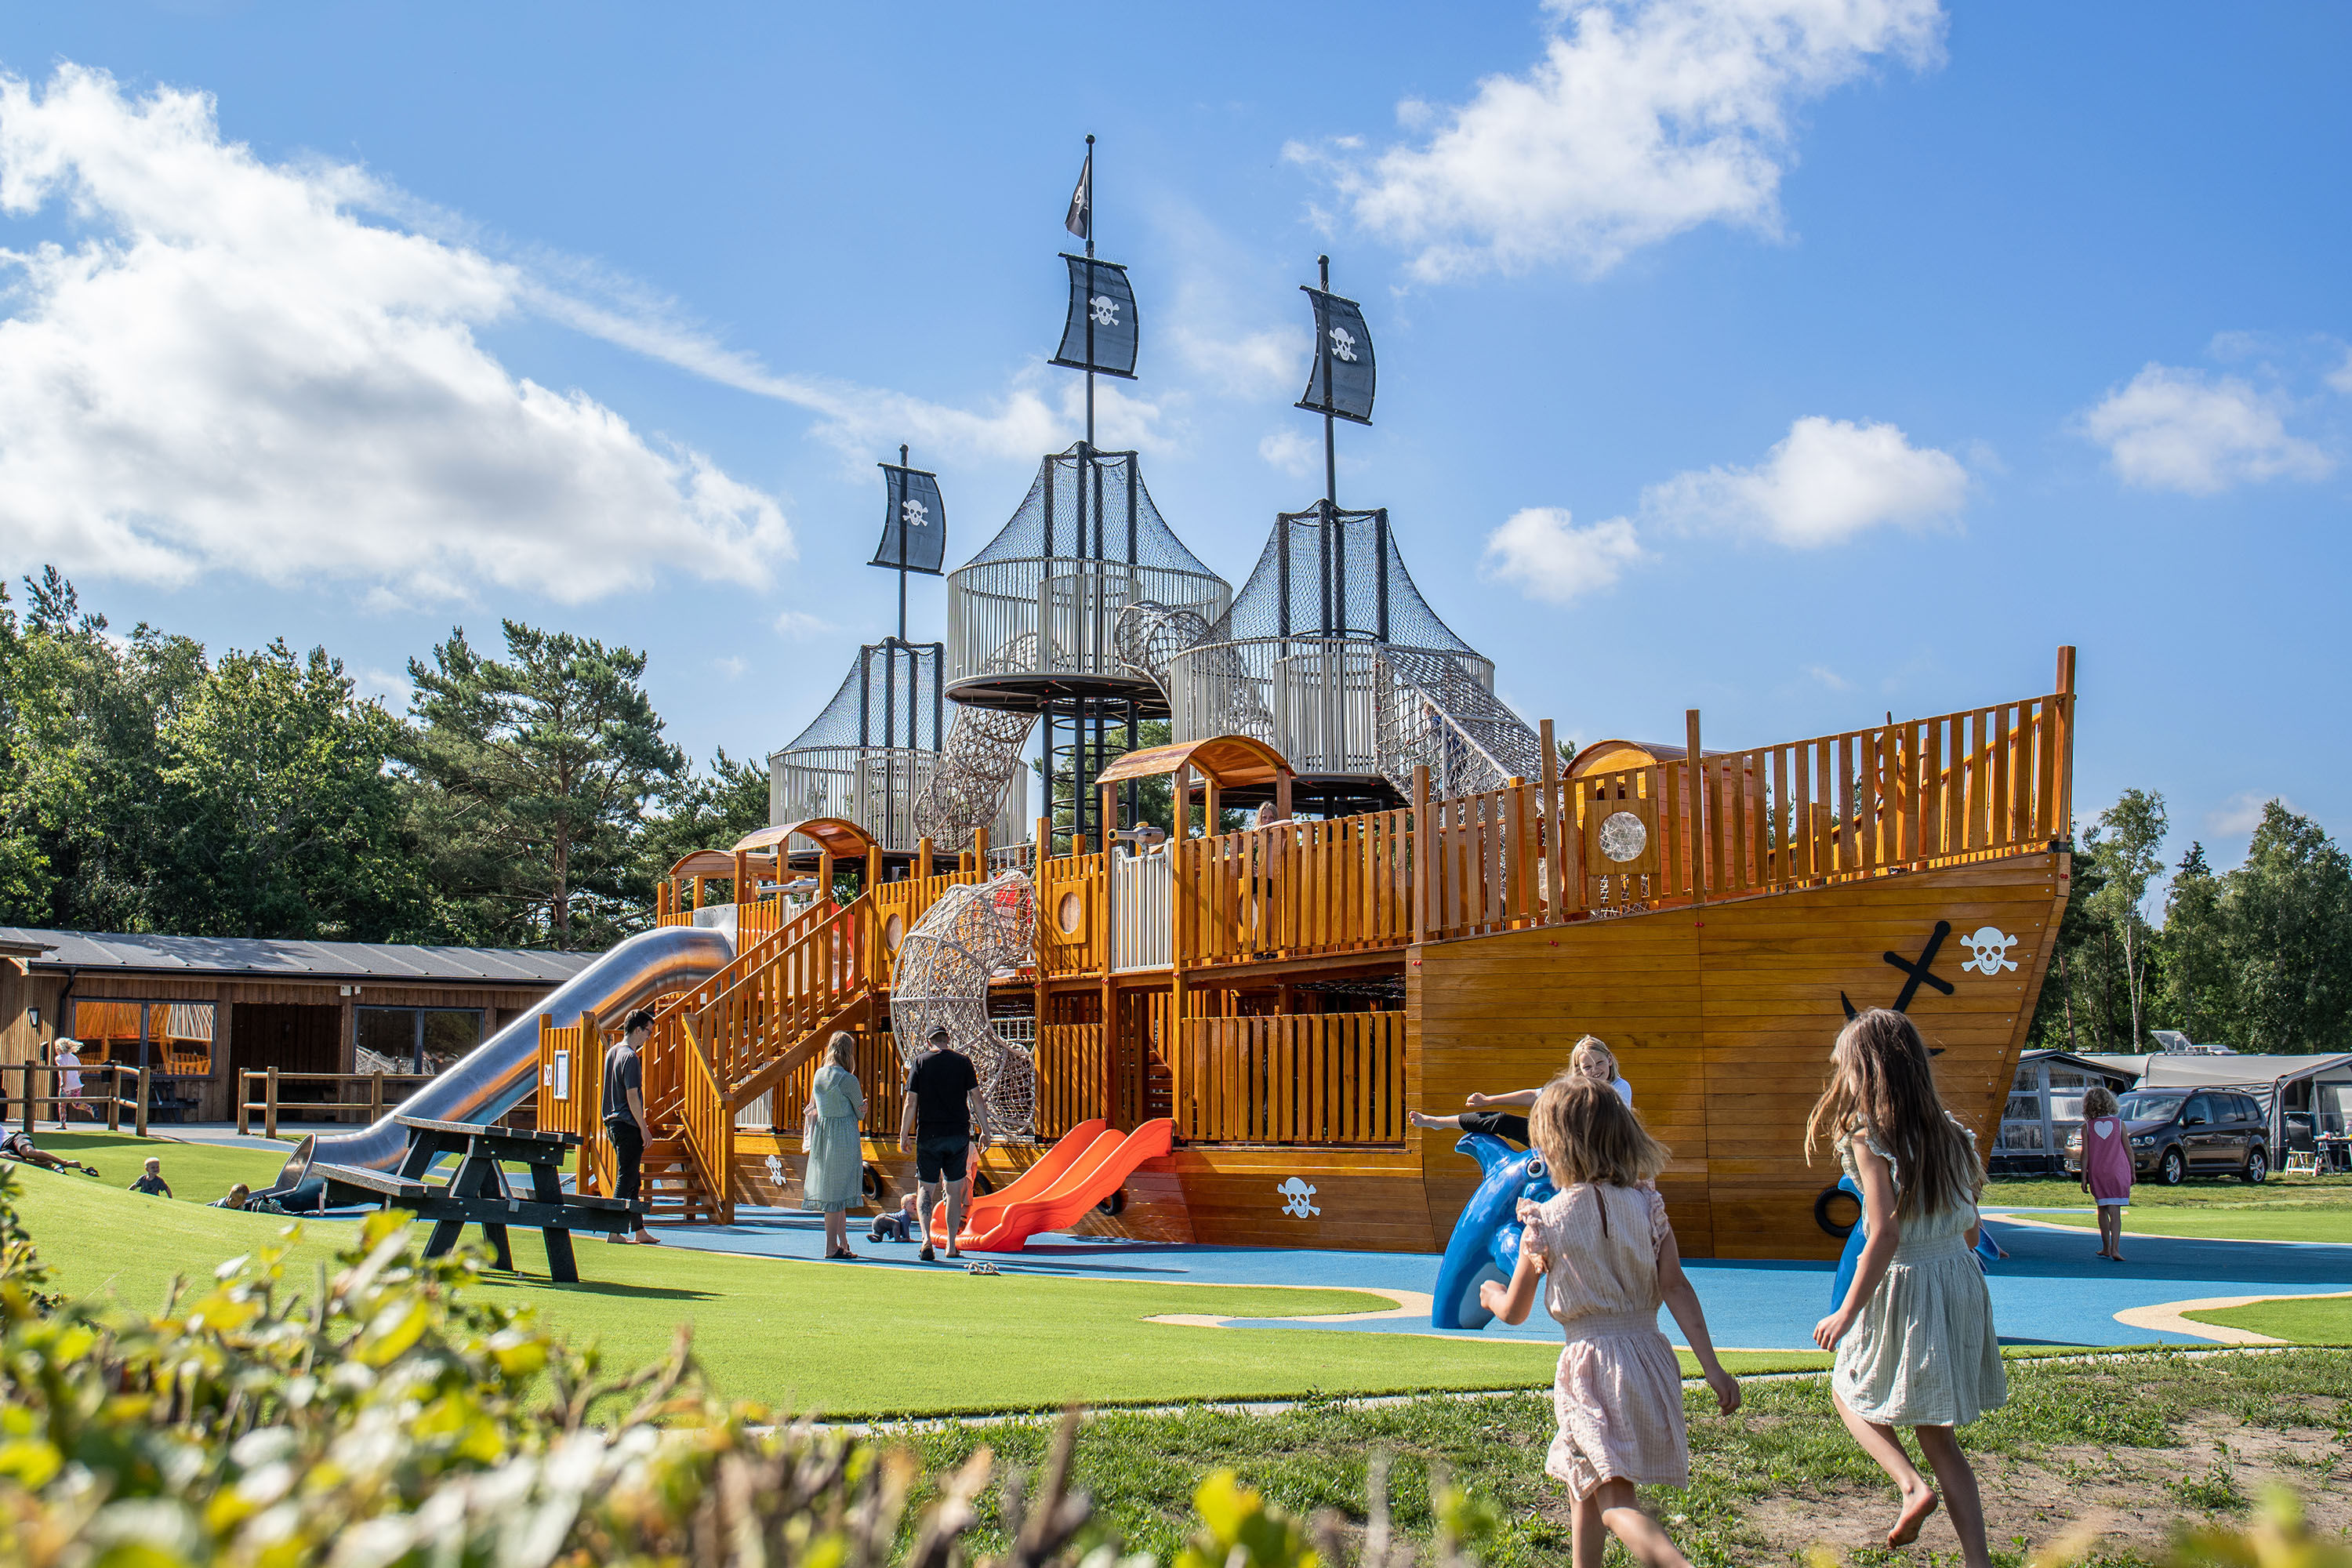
[1479,507,1645,604]
[1642,416,1967,546]
[0,65,794,604]
[1259,427,1319,478]
[2079,364,2333,495]
[2207,792,2292,838]
[1289,0,1945,281]
[2326,348,2352,397]
[773,609,835,640]
[1804,663,1851,691]
[713,655,749,680]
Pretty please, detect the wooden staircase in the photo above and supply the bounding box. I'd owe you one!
[632,892,883,1223]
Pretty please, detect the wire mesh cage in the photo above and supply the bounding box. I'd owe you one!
[1166,503,1512,783]
[945,445,1230,694]
[769,641,1027,849]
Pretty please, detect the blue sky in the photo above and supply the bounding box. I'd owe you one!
[1,3,2345,891]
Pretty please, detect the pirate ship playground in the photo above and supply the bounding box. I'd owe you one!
[317,147,2078,1265]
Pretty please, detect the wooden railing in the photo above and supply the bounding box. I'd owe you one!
[236,1069,433,1136]
[1038,851,1108,978]
[9,1062,153,1135]
[1181,808,1413,964]
[535,1012,610,1196]
[1421,780,1552,942]
[1171,1011,1406,1145]
[678,1030,732,1223]
[872,869,988,985]
[1036,1024,1111,1138]
[641,897,835,1123]
[688,893,875,1099]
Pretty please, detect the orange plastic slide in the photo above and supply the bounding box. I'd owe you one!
[927,1118,1175,1252]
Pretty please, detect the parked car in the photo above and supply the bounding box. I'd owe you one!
[2064,1087,2270,1186]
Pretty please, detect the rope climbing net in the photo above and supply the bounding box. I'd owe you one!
[888,869,1040,1135]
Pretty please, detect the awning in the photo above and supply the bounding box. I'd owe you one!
[728,818,880,858]
[666,849,779,882]
[1092,735,1291,791]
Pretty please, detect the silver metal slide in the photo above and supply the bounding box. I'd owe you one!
[267,924,732,1193]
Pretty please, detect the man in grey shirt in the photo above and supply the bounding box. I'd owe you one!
[602,1008,660,1245]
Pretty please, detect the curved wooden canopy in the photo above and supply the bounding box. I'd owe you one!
[1092,735,1291,790]
[730,817,879,858]
[666,848,775,881]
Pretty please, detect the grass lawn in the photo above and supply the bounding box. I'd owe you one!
[12,1132,1624,1416]
[895,1350,2352,1567]
[2183,1294,2352,1344]
[2020,1207,2352,1245]
[1981,1172,2352,1211]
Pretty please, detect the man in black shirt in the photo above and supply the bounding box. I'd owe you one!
[602,1008,660,1245]
[897,1025,989,1261]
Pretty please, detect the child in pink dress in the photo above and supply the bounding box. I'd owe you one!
[1481,1073,1740,1568]
[2078,1084,2133,1261]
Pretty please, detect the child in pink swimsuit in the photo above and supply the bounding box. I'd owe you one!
[2078,1085,2132,1261]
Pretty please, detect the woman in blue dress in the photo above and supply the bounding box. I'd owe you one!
[803,1032,868,1258]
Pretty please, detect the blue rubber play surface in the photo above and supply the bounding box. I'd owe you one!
[653,1208,2352,1351]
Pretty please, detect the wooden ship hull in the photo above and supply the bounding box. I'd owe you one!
[545,655,2075,1265]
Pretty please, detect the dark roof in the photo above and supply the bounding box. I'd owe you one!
[0,934,52,961]
[0,927,594,986]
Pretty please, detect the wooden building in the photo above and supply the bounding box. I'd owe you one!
[0,930,591,1122]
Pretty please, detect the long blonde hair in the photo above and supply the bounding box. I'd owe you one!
[1805,1009,1981,1219]
[826,1031,856,1070]
[1531,1071,1669,1189]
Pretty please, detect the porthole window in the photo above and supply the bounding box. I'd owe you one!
[884,914,906,951]
[1057,891,1084,935]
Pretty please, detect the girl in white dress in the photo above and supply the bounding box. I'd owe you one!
[1806,1009,2007,1566]
[1481,1073,1740,1568]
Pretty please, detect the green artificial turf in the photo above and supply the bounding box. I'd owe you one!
[2020,1207,2352,1245]
[1982,1173,2352,1211]
[2183,1294,2352,1344]
[13,1133,1846,1413]
[29,1128,294,1200]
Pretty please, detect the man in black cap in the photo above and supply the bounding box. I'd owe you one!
[897,1024,989,1261]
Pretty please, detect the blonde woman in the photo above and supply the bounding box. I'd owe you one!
[803,1032,869,1260]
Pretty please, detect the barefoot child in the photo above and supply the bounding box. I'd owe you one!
[1807,1009,2006,1567]
[2078,1083,2132,1261]
[1406,1035,1634,1142]
[1480,1073,1740,1568]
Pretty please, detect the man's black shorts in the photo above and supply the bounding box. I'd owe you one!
[916,1134,970,1184]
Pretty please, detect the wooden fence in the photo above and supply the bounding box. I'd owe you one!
[535,1012,610,1197]
[236,1069,434,1137]
[1038,851,1108,978]
[1035,1024,1110,1139]
[8,1062,152,1135]
[1171,1012,1406,1145]
[1180,808,1413,965]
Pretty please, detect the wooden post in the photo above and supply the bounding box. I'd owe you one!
[1274,768,1293,823]
[864,844,881,902]
[136,1065,150,1138]
[1170,764,1191,1130]
[264,1065,278,1140]
[17,1065,28,1136]
[110,1067,123,1133]
[733,848,751,909]
[1203,777,1221,838]
[817,850,833,908]
[917,836,935,880]
[369,1072,383,1121]
[2054,644,2077,842]
[975,826,990,869]
[1410,764,1431,943]
[1539,719,1563,922]
[692,873,706,912]
[1686,709,1708,906]
[1099,782,1116,855]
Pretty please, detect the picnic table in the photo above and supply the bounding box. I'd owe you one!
[312,1114,641,1283]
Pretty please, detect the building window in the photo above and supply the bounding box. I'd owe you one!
[67,1000,216,1076]
[355,1007,486,1074]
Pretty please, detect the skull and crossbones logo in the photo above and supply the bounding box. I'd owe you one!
[1275,1177,1320,1218]
[901,498,929,528]
[1089,294,1120,327]
[1959,927,2019,975]
[1328,326,1358,363]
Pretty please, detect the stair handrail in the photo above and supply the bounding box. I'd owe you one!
[641,897,833,1121]
[677,1023,734,1226]
[693,891,877,1097]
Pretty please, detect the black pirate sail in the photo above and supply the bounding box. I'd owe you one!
[1051,255,1138,380]
[871,459,947,576]
[1297,279,1376,426]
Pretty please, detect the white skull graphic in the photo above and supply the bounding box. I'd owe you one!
[1276,1177,1320,1218]
[902,498,930,528]
[1328,326,1358,363]
[1959,926,2019,975]
[1089,294,1120,327]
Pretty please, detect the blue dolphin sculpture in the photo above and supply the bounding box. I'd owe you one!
[1432,1132,1557,1330]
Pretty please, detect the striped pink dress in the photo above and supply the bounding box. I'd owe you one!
[1523,1182,1689,1501]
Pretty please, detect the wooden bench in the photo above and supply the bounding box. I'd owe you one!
[312,1114,643,1283]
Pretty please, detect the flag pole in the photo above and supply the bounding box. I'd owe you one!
[1083,134,1097,454]
[1319,254,1337,637]
[895,443,910,644]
